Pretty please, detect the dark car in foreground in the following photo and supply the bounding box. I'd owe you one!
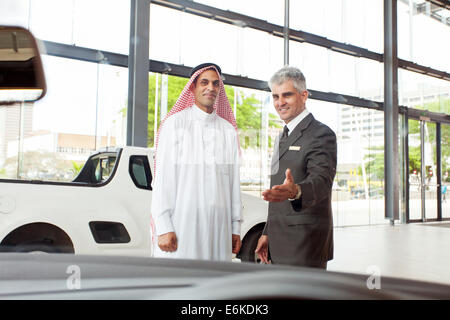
[1,253,449,300]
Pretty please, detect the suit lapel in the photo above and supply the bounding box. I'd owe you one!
[279,113,314,159]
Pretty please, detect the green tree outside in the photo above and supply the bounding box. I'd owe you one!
[147,74,188,147]
[2,151,77,181]
[408,99,450,181]
[361,98,450,183]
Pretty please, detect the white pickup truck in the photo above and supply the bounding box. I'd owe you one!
[0,146,267,262]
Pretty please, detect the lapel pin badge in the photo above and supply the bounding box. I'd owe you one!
[289,146,301,151]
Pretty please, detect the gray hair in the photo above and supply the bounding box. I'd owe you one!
[268,66,307,93]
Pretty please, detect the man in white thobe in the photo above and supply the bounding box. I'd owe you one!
[151,63,242,261]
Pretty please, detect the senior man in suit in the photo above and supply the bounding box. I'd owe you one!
[255,66,337,269]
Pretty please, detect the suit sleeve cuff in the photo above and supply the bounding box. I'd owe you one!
[288,184,302,201]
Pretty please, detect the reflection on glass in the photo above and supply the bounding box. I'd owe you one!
[0,56,127,182]
[289,41,384,101]
[94,63,128,149]
[397,1,450,71]
[0,104,22,179]
[147,73,189,148]
[24,0,130,54]
[399,69,450,114]
[71,0,130,54]
[307,101,387,227]
[235,88,273,198]
[149,5,283,80]
[290,0,383,53]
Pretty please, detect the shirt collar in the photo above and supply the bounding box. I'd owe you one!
[192,104,216,122]
[286,108,309,135]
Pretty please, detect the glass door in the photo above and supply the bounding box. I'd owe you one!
[422,121,438,221]
[442,124,450,219]
[408,119,422,220]
[408,119,439,222]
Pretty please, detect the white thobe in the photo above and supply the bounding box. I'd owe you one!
[151,105,242,261]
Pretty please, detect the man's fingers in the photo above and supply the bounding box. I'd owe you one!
[263,189,290,202]
[263,195,284,202]
[159,243,175,252]
[257,253,265,263]
[258,251,268,264]
[255,236,269,264]
[255,240,262,253]
[255,238,264,253]
[255,247,264,261]
[172,236,178,251]
[233,242,241,254]
[285,168,294,182]
[267,187,289,195]
[272,185,290,192]
[158,233,177,252]
[232,236,241,254]
[160,245,172,252]
[264,196,283,202]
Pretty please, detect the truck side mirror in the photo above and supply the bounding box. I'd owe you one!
[0,26,46,105]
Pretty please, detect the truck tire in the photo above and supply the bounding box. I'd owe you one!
[12,242,62,254]
[239,228,263,263]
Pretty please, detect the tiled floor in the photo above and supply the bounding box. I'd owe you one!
[327,222,450,285]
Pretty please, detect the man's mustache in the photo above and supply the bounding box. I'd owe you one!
[203,92,217,98]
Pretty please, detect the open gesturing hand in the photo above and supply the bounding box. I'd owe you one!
[262,168,298,202]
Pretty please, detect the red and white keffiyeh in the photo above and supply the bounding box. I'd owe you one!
[154,65,240,171]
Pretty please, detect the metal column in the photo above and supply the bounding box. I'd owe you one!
[284,0,290,65]
[420,120,426,222]
[127,0,150,147]
[384,0,399,223]
[402,111,410,223]
[436,123,442,221]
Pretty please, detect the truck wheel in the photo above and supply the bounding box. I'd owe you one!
[12,242,61,254]
[239,228,263,263]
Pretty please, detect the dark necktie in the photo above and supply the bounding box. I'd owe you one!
[281,125,289,140]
